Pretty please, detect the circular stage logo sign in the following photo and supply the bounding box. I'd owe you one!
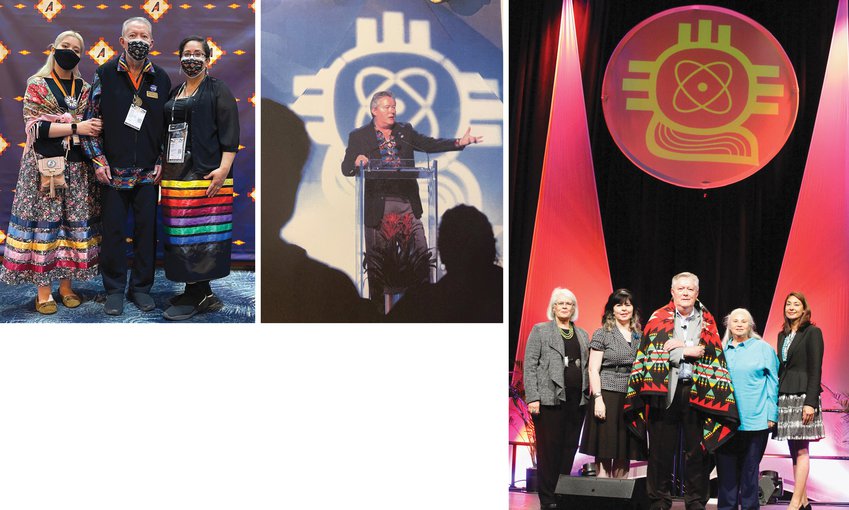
[602,5,798,188]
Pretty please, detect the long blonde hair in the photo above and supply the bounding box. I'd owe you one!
[31,31,85,80]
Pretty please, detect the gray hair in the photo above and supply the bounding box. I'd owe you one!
[671,271,700,290]
[122,17,153,38]
[370,90,394,112]
[721,308,762,346]
[546,287,579,322]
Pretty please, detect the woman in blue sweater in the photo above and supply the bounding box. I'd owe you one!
[716,308,778,510]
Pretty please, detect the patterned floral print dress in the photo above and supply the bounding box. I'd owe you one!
[0,76,101,286]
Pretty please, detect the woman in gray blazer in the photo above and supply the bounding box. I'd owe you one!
[523,287,590,510]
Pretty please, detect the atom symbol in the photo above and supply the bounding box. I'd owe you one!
[353,66,439,131]
[673,59,733,115]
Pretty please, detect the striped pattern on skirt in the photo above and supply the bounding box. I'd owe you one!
[774,393,825,441]
[0,157,101,286]
[160,178,234,282]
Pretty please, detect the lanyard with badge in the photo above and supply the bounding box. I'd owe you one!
[51,70,81,145]
[165,82,193,164]
[124,66,148,131]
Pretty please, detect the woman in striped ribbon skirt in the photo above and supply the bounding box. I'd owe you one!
[0,30,102,314]
[160,36,240,320]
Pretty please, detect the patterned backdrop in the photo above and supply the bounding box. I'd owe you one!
[0,1,255,262]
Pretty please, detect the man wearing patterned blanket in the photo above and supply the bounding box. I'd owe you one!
[624,272,739,510]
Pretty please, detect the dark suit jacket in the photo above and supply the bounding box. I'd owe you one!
[777,323,824,408]
[341,121,462,227]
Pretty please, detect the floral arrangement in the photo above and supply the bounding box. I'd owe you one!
[364,212,434,294]
[510,363,537,467]
[824,384,849,446]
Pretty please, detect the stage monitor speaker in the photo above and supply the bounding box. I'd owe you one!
[758,470,783,505]
[554,476,648,510]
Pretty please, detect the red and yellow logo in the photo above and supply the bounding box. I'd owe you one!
[35,0,64,21]
[142,0,170,21]
[89,38,116,66]
[602,6,798,188]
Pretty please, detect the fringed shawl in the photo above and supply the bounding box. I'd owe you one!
[623,300,738,452]
[21,76,91,153]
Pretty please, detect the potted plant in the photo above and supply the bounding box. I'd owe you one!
[364,212,434,311]
[510,364,538,492]
[824,384,849,445]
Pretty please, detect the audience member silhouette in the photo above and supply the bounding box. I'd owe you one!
[261,99,376,322]
[388,204,502,322]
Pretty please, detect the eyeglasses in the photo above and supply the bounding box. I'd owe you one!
[182,52,206,58]
[554,301,573,307]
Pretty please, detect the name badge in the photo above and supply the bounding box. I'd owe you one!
[124,104,147,131]
[146,90,159,99]
[166,122,188,163]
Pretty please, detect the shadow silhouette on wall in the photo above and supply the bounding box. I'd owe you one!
[260,99,377,322]
[388,204,503,322]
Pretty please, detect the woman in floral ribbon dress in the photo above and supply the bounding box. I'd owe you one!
[0,30,102,314]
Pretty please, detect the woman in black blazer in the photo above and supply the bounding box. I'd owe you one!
[775,292,824,510]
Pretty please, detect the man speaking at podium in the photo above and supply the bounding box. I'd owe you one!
[341,90,482,310]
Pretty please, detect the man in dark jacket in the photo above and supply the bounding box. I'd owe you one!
[340,90,482,311]
[83,17,171,315]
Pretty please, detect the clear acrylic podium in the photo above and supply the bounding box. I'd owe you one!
[355,159,440,302]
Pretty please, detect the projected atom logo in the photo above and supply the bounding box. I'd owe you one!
[673,60,732,114]
[352,67,439,133]
[602,6,798,188]
[290,11,502,212]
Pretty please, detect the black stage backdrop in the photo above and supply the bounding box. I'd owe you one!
[509,0,839,366]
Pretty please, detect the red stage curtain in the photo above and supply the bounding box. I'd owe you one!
[511,0,612,390]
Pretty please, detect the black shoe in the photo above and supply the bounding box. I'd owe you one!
[128,291,155,312]
[104,293,124,316]
[167,292,186,306]
[203,293,224,312]
[163,293,222,321]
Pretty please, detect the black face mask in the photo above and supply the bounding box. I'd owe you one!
[180,57,205,78]
[54,48,80,71]
[126,39,150,61]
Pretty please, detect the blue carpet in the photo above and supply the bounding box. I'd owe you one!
[0,269,255,323]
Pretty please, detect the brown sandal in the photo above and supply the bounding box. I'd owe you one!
[60,291,82,308]
[35,295,58,315]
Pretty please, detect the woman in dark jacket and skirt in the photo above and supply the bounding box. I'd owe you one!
[160,36,240,320]
[774,292,824,510]
[580,289,646,478]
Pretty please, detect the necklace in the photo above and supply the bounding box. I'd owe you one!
[51,70,77,111]
[559,327,574,340]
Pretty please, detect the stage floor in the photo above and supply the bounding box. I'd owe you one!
[509,491,849,509]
